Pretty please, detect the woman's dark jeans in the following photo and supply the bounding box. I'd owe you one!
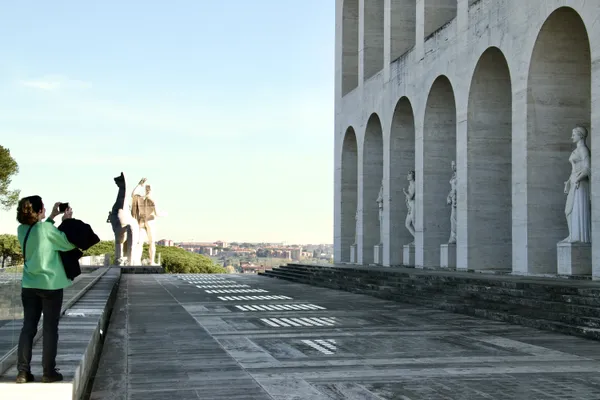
[17,288,63,374]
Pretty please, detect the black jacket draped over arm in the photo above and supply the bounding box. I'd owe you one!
[57,218,101,280]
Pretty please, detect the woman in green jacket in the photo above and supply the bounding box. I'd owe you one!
[15,195,76,384]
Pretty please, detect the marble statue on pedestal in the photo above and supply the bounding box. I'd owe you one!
[403,170,416,244]
[131,178,164,265]
[561,126,591,243]
[446,161,457,244]
[351,208,359,263]
[353,209,359,245]
[376,180,384,245]
[107,172,138,266]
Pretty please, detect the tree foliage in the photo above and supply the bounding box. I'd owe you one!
[0,234,22,268]
[82,240,115,257]
[0,145,20,210]
[158,246,226,274]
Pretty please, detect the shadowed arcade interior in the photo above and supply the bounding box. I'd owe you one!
[420,76,456,267]
[389,98,416,265]
[340,128,358,262]
[362,114,384,264]
[526,7,591,274]
[342,0,359,95]
[466,47,512,271]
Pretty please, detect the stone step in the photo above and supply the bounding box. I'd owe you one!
[280,264,600,297]
[464,295,600,329]
[281,270,600,310]
[394,292,600,340]
[275,266,600,302]
[260,267,600,341]
[459,287,600,314]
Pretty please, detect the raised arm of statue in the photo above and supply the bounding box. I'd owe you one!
[131,178,146,198]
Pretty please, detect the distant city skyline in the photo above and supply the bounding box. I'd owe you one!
[0,1,334,244]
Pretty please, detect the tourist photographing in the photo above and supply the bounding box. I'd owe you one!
[15,196,76,384]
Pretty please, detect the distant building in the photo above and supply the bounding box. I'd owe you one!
[240,262,264,274]
[290,248,302,261]
[157,239,174,247]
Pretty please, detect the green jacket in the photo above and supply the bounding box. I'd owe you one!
[17,218,77,290]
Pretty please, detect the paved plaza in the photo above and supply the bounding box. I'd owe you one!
[89,273,600,400]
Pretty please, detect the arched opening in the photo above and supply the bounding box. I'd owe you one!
[526,7,591,273]
[364,0,384,80]
[390,0,416,62]
[390,97,415,265]
[362,114,384,264]
[342,0,359,95]
[424,0,457,39]
[466,47,512,270]
[341,127,358,262]
[421,76,456,267]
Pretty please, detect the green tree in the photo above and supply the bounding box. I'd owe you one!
[157,246,226,274]
[0,145,20,210]
[83,240,115,257]
[0,234,22,268]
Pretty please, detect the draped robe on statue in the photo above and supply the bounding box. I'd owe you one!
[565,148,591,243]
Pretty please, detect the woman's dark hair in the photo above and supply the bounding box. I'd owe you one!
[16,196,43,225]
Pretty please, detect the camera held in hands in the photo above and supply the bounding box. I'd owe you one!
[59,202,70,213]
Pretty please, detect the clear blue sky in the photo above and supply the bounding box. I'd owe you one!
[0,1,334,244]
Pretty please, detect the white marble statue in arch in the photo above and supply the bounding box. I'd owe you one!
[446,161,457,244]
[376,180,384,245]
[562,126,591,243]
[403,170,416,244]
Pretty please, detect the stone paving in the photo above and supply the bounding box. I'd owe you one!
[90,273,600,400]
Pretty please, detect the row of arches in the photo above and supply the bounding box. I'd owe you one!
[340,7,592,273]
[342,0,458,96]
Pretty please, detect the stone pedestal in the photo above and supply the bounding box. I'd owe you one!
[374,244,383,265]
[440,243,456,268]
[350,244,357,263]
[403,244,415,267]
[557,242,591,276]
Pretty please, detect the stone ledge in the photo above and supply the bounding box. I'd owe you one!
[0,268,121,400]
[114,265,164,274]
[0,267,112,377]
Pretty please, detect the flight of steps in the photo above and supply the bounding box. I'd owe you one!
[260,263,600,341]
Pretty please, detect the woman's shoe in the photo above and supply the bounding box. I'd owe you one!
[42,369,63,383]
[15,371,34,383]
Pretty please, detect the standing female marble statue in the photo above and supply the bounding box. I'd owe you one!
[562,126,591,243]
[353,209,359,245]
[446,161,457,244]
[376,180,384,244]
[403,170,416,243]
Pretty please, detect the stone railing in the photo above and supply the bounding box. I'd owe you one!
[80,254,110,266]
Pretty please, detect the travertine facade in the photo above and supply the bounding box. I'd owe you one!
[334,0,600,278]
